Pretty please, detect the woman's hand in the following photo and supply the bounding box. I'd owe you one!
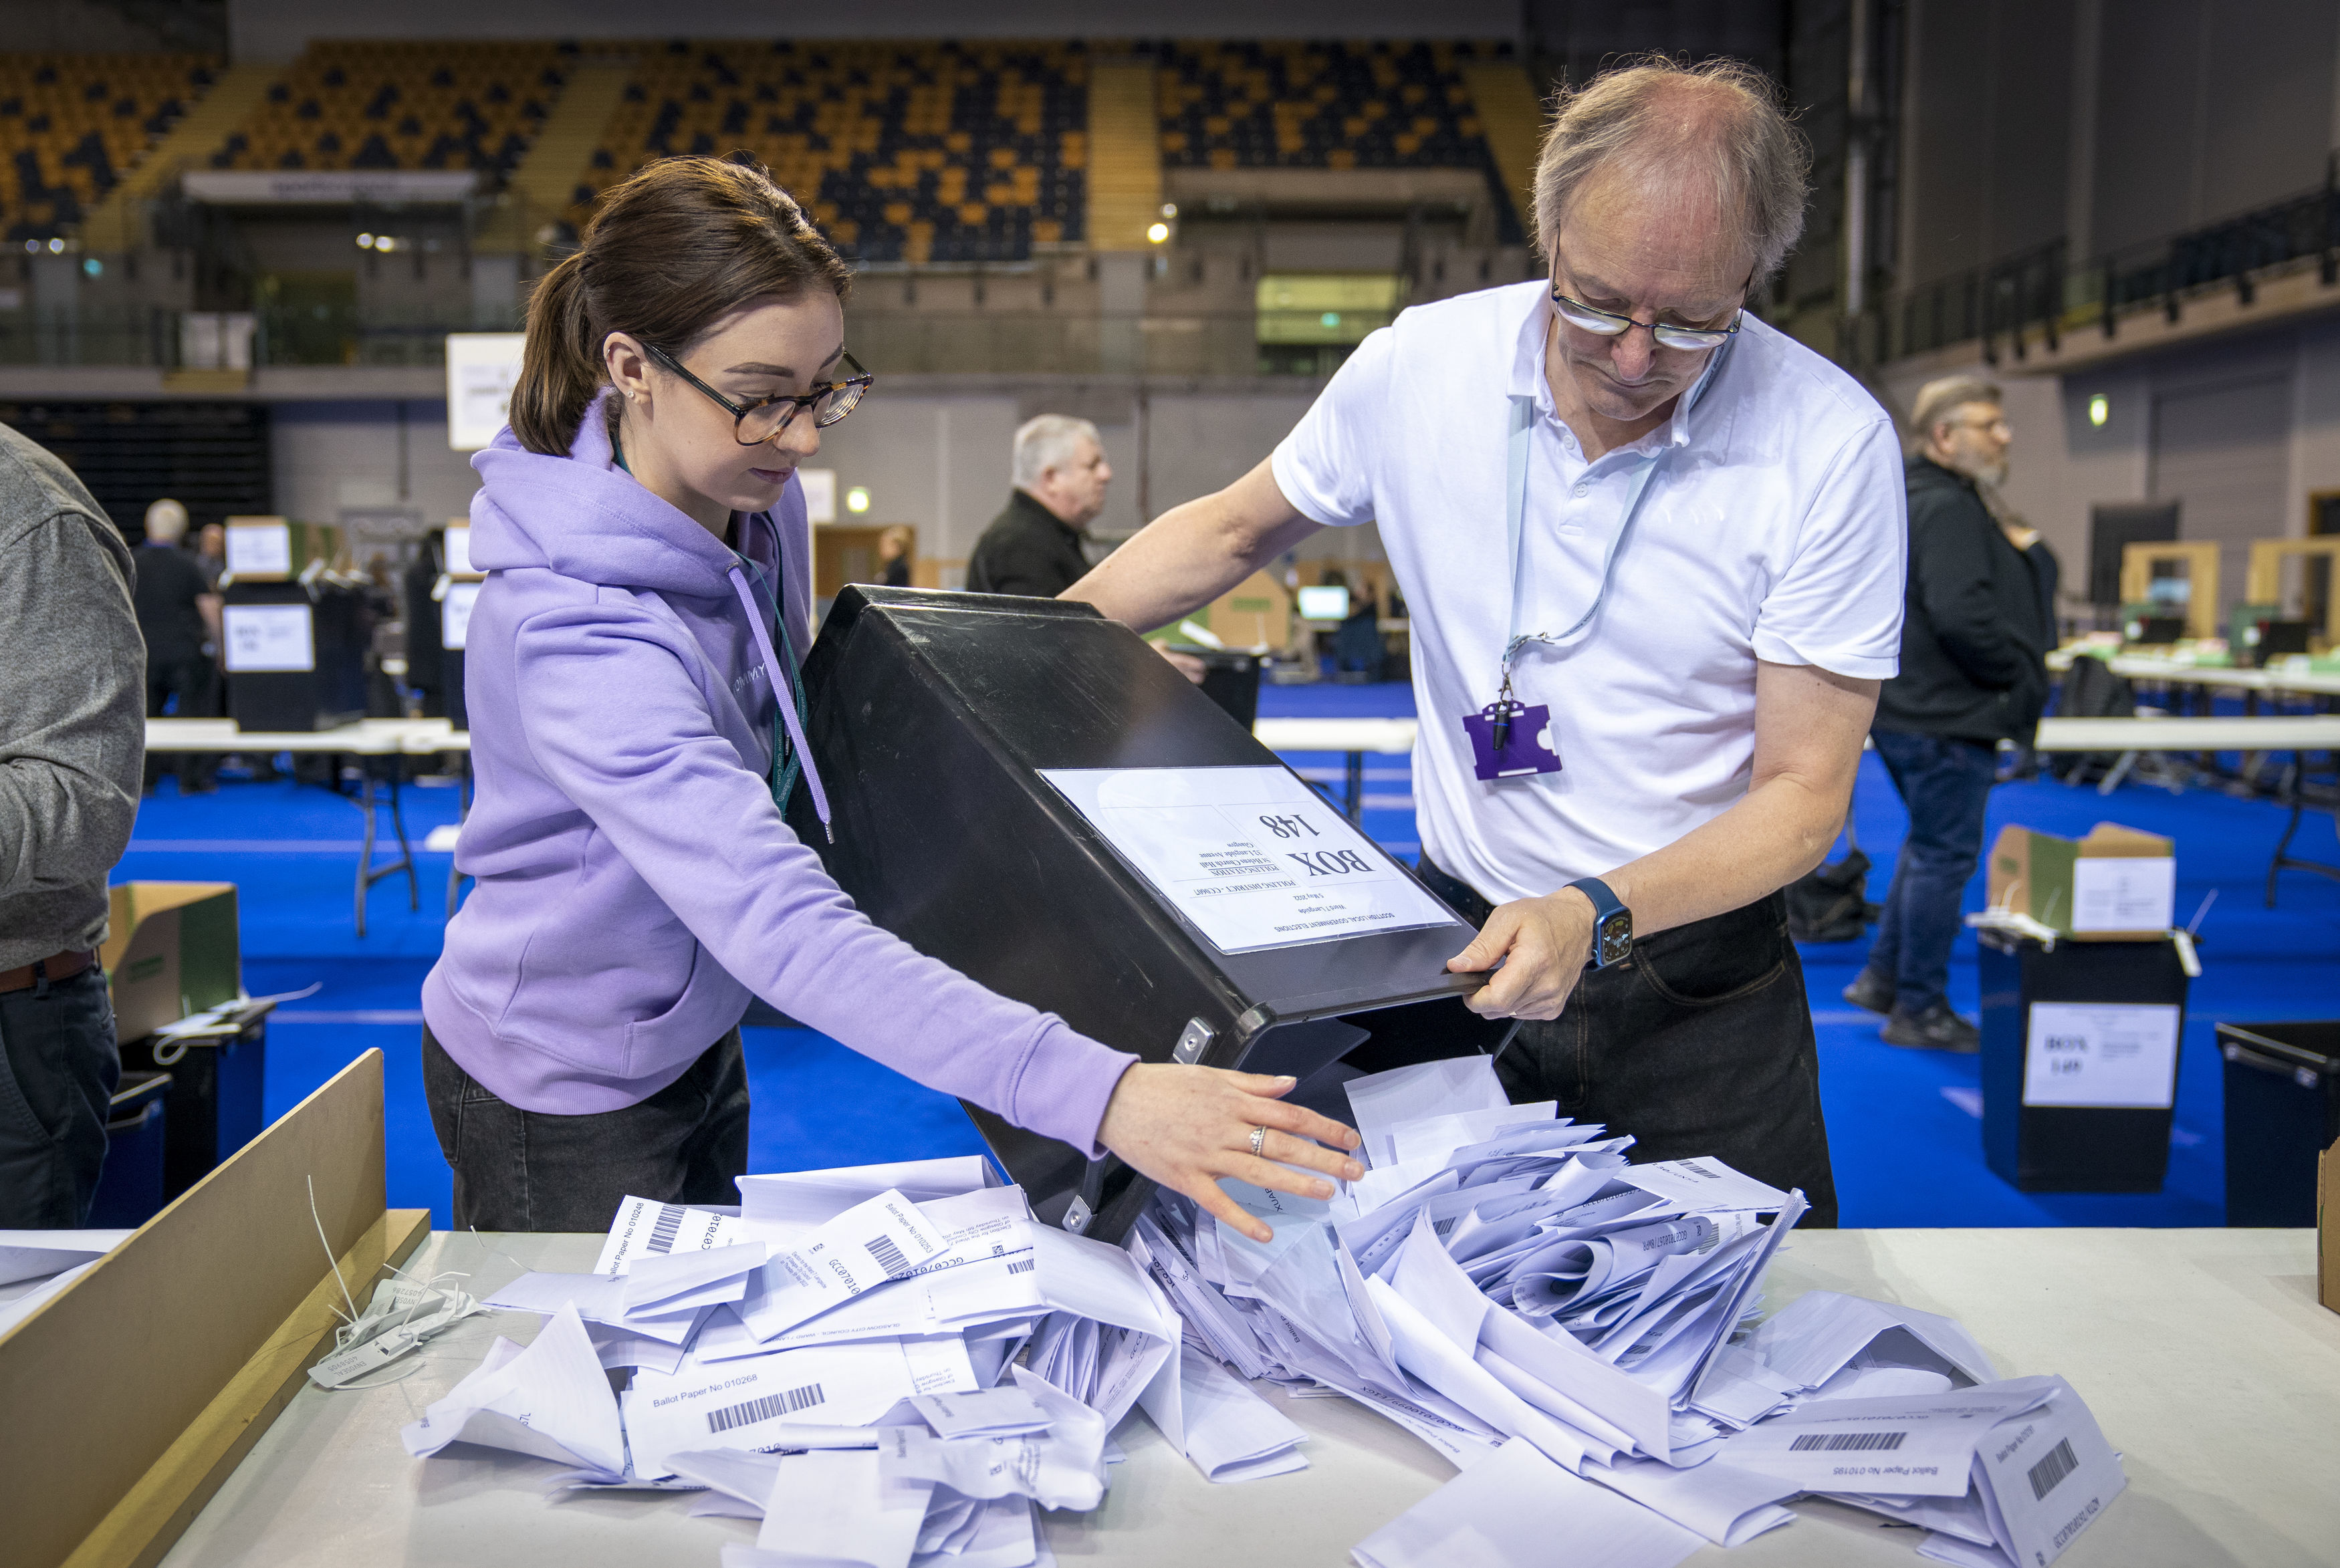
[1096,1063,1365,1243]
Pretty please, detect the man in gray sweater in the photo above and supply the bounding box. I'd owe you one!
[0,421,144,1226]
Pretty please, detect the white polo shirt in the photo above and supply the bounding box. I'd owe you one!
[1270,281,1906,906]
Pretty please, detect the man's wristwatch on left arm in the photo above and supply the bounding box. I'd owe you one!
[1565,877,1633,968]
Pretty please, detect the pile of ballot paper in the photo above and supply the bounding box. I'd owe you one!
[1132,1054,2127,1568]
[0,1229,131,1339]
[402,1154,1295,1568]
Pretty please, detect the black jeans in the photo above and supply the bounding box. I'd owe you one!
[143,654,217,791]
[1864,729,1998,1016]
[422,1026,751,1232]
[0,966,121,1228]
[1417,857,1838,1228]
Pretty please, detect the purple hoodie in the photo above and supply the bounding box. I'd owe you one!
[421,395,1136,1152]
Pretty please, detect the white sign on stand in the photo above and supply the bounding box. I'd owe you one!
[225,521,293,578]
[443,525,475,575]
[798,468,837,523]
[445,333,528,452]
[2071,858,2176,932]
[1039,765,1458,954]
[440,581,481,651]
[221,604,316,672]
[2022,1001,2182,1108]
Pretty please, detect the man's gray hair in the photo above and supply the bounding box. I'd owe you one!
[1012,414,1100,491]
[144,497,189,543]
[1910,376,2002,440]
[1532,57,1809,287]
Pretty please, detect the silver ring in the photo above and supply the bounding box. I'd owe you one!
[1248,1125,1268,1157]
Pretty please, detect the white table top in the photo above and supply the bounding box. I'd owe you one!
[2050,650,2340,697]
[2032,714,2340,751]
[144,717,464,755]
[155,1226,2339,1568]
[1254,717,1420,755]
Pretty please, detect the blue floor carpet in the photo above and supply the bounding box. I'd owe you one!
[122,682,2337,1230]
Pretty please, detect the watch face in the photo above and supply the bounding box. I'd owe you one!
[1597,912,1633,964]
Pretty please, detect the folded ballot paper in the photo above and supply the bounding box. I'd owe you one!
[1125,1053,2124,1568]
[410,1154,1213,1568]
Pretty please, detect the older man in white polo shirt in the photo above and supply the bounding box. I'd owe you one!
[1068,59,1905,1225]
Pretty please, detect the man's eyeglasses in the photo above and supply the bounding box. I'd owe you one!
[1548,283,1746,352]
[645,343,873,445]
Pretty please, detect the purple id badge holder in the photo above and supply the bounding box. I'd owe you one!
[1462,694,1562,781]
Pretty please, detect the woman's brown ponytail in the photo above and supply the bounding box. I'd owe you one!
[505,154,854,456]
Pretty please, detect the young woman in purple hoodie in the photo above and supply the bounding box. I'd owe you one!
[421,156,1361,1239]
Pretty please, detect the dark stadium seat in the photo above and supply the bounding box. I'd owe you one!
[0,53,218,241]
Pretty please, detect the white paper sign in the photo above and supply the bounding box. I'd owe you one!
[2070,858,2174,932]
[443,524,475,575]
[441,581,481,650]
[799,468,837,523]
[1038,766,1459,954]
[221,604,315,672]
[445,332,527,451]
[2022,1002,2181,1108]
[225,521,292,577]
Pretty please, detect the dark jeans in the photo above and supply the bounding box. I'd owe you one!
[1417,857,1837,1228]
[1865,729,1998,1016]
[0,966,121,1227]
[422,1025,751,1232]
[144,654,217,790]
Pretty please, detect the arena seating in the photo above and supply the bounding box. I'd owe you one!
[207,41,567,177]
[1151,39,1506,170]
[0,53,219,241]
[572,40,1086,265]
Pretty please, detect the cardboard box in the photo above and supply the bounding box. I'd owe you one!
[1986,822,2176,939]
[2322,1136,2338,1315]
[99,883,240,1042]
[1163,569,1294,654]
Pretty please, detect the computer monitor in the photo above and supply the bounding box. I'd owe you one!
[1297,584,1351,623]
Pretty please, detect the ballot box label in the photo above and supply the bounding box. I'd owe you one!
[1039,765,1458,954]
[441,581,481,650]
[225,521,292,577]
[2070,858,2174,932]
[221,603,315,672]
[2022,1002,2181,1108]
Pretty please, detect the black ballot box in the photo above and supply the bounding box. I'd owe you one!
[1978,931,2190,1192]
[2216,1021,2339,1226]
[222,579,368,732]
[791,586,1496,1240]
[121,1019,267,1200]
[1188,649,1264,731]
[85,1071,170,1229]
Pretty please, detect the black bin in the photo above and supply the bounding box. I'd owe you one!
[85,1070,170,1228]
[122,1019,267,1200]
[1979,932,2190,1191]
[1188,650,1262,731]
[224,579,368,732]
[2217,1021,2339,1226]
[793,587,1494,1240]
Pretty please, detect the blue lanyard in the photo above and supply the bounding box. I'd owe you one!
[732,545,809,813]
[1496,396,1666,702]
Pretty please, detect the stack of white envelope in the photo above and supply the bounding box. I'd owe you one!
[1125,1054,2126,1568]
[402,1154,1280,1568]
[0,1228,132,1338]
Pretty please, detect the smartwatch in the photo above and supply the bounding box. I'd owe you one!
[1566,878,1633,968]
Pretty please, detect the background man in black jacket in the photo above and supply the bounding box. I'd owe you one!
[965,414,1110,597]
[1846,378,2054,1051]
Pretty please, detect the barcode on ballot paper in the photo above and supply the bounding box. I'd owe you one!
[706,1383,826,1434]
[1788,1431,1908,1453]
[2027,1437,2079,1500]
[647,1203,685,1255]
[1008,1258,1035,1275]
[864,1234,912,1277]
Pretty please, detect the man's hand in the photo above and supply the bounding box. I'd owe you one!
[1096,1063,1365,1243]
[1157,646,1208,684]
[1445,888,1595,1021]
